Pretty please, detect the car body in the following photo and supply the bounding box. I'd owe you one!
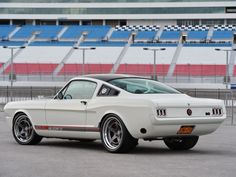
[4,74,226,153]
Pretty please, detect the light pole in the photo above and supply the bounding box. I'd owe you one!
[73,47,96,75]
[143,48,166,80]
[215,48,236,89]
[3,46,25,101]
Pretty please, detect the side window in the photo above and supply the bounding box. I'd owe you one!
[98,84,120,96]
[62,80,97,99]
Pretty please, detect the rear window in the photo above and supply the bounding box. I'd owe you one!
[108,78,180,94]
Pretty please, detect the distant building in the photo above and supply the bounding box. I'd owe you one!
[0,0,235,26]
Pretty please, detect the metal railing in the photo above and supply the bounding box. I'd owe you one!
[0,74,235,84]
[182,88,235,125]
[0,87,235,125]
[0,86,60,103]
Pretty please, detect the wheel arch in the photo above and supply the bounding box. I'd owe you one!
[13,110,33,125]
[98,111,132,136]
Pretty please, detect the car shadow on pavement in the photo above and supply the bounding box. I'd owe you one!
[38,140,105,152]
[132,145,234,157]
[35,139,233,156]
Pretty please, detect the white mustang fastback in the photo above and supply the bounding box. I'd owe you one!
[4,74,226,153]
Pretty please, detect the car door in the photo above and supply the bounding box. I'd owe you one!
[45,80,97,138]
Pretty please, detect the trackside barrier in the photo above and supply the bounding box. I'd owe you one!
[0,87,235,125]
[184,89,235,126]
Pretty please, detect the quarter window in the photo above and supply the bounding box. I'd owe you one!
[62,80,97,99]
[98,84,120,96]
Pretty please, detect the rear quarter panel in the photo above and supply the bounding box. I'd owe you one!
[86,97,155,138]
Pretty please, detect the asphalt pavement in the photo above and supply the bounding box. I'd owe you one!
[0,111,235,177]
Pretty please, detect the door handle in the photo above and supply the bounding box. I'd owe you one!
[81,101,87,105]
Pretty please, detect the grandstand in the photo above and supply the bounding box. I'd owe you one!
[0,0,236,88]
[0,24,235,76]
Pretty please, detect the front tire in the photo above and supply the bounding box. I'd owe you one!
[101,114,138,153]
[12,114,42,145]
[163,136,199,150]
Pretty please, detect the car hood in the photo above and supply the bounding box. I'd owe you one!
[4,99,49,111]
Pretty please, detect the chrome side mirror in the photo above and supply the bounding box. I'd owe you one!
[57,92,64,100]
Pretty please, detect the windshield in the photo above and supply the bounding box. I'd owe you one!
[109,78,180,94]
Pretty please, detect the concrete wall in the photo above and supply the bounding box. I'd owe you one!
[0,46,231,65]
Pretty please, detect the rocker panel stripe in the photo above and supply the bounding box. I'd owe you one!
[35,125,100,132]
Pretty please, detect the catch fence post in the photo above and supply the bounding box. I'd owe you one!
[30,86,33,100]
[6,86,9,103]
[231,90,234,125]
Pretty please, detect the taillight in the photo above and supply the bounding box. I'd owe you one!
[212,108,223,116]
[157,108,167,117]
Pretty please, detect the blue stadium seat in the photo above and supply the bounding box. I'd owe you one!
[212,31,233,40]
[131,43,178,47]
[29,41,74,46]
[135,31,157,40]
[0,41,25,46]
[61,25,110,40]
[187,31,208,40]
[184,43,232,47]
[0,25,16,39]
[160,31,181,40]
[29,41,126,47]
[86,26,110,39]
[110,31,131,40]
[12,25,63,39]
[81,41,126,47]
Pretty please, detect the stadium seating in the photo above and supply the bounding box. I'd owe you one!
[30,41,74,46]
[61,25,110,40]
[183,43,232,47]
[0,25,16,40]
[113,25,160,41]
[161,25,210,41]
[0,24,235,78]
[212,31,233,40]
[187,31,208,41]
[0,24,233,45]
[110,31,132,40]
[4,63,57,75]
[0,41,25,46]
[160,31,181,41]
[135,31,157,41]
[12,25,63,39]
[131,43,178,47]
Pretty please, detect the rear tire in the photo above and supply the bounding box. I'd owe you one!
[101,114,138,153]
[12,114,42,145]
[163,136,199,150]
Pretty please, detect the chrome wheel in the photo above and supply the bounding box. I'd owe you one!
[102,117,123,150]
[13,115,34,143]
